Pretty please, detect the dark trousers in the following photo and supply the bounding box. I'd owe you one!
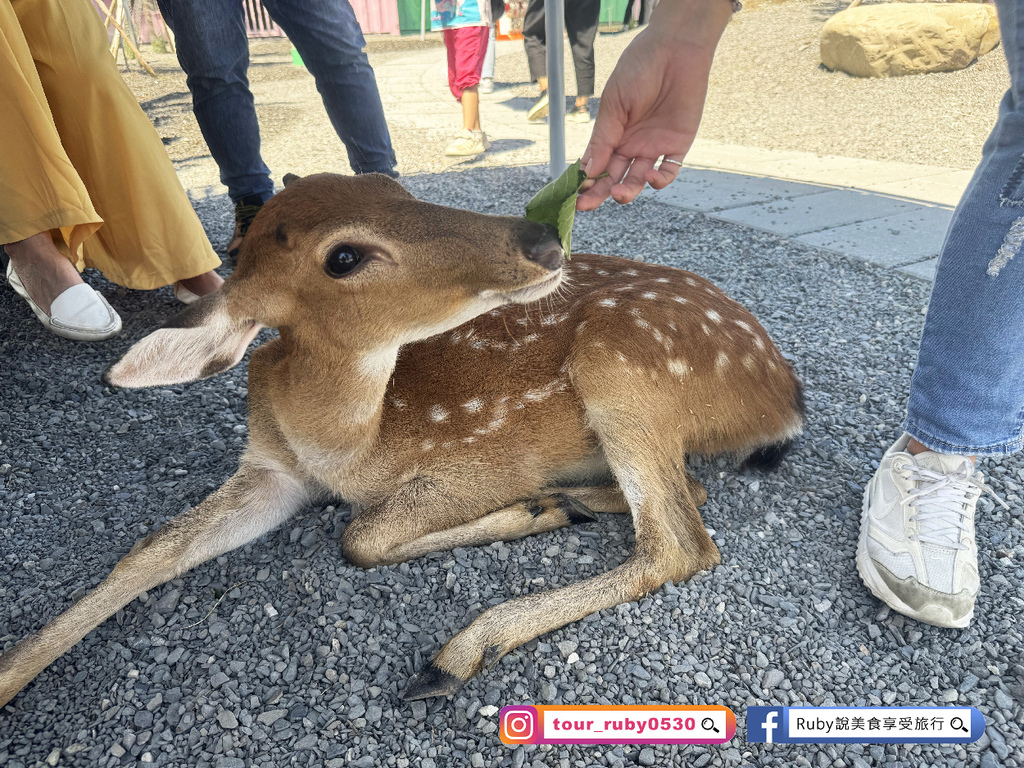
[156,0,397,203]
[522,0,600,98]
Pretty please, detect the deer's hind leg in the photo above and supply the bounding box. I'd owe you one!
[541,479,706,513]
[403,369,719,700]
[342,478,601,568]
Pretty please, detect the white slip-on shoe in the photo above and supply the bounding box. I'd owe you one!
[6,260,121,341]
[173,281,201,305]
[857,433,1007,628]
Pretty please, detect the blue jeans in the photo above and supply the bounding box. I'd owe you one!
[905,0,1024,456]
[155,0,397,204]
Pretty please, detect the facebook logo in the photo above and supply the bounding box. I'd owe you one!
[747,707,785,743]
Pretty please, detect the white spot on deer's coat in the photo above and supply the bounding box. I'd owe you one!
[576,263,590,271]
[461,436,476,443]
[753,336,766,351]
[668,321,677,331]
[685,277,697,286]
[655,277,670,283]
[470,340,489,350]
[743,355,757,371]
[421,440,434,451]
[641,292,657,299]
[623,268,639,276]
[734,319,753,333]
[668,359,689,377]
[596,269,609,275]
[522,332,540,344]
[634,317,650,330]
[598,298,617,308]
[463,398,483,413]
[524,379,567,401]
[391,398,406,409]
[429,405,449,422]
[672,296,687,304]
[716,352,730,371]
[701,324,711,336]
[705,309,722,323]
[488,309,502,317]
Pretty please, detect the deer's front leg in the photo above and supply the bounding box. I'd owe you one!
[403,364,722,700]
[0,458,309,709]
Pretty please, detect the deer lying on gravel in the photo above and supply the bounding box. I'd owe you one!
[0,173,803,708]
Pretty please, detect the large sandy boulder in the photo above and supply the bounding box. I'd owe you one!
[821,4,1000,78]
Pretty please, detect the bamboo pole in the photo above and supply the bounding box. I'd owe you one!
[96,0,158,78]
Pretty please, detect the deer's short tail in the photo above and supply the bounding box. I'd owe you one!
[741,439,796,472]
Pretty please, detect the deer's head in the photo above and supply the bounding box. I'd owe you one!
[104,173,564,388]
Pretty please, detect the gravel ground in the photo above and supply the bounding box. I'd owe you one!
[2,166,1023,767]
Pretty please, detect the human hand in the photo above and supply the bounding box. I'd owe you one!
[576,1,732,211]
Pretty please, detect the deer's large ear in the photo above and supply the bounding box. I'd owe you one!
[103,292,262,388]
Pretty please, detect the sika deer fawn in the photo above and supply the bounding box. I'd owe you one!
[0,173,803,708]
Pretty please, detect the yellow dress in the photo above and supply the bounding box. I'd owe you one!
[0,0,219,290]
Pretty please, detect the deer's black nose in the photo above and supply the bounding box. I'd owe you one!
[527,241,564,271]
[522,224,563,271]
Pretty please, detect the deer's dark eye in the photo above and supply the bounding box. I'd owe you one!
[324,245,364,278]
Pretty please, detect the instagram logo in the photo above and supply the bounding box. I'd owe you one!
[500,706,539,744]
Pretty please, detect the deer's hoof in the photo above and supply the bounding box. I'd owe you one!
[553,493,599,524]
[403,662,466,701]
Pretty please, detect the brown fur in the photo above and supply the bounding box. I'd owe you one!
[0,173,803,708]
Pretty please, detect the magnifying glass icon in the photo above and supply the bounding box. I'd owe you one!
[701,717,720,734]
[950,717,969,734]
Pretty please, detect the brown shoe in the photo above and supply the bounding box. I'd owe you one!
[226,194,265,261]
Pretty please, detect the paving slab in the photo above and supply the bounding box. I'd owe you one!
[712,189,923,236]
[646,168,826,212]
[862,171,975,208]
[795,207,953,268]
[897,258,940,281]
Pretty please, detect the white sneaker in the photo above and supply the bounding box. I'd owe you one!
[478,77,495,94]
[568,106,591,124]
[444,129,490,157]
[857,433,1006,628]
[527,92,549,122]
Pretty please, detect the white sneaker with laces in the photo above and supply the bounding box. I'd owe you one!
[444,129,490,157]
[857,433,1007,628]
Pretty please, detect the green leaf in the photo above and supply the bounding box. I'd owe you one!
[524,160,588,258]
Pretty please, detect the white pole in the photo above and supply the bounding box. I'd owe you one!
[544,0,566,179]
[421,0,427,41]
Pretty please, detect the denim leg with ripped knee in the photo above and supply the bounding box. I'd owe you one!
[904,0,1024,456]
